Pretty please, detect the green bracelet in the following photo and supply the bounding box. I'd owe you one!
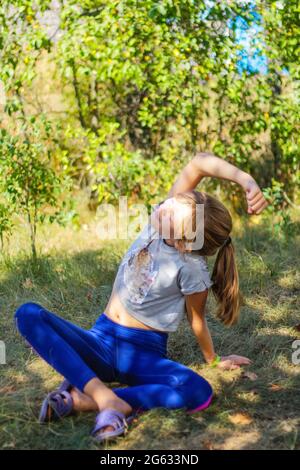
[209,355,221,368]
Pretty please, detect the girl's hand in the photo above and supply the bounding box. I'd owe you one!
[217,354,252,371]
[242,177,269,215]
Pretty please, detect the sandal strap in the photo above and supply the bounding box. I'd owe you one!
[47,390,73,418]
[57,378,72,393]
[92,408,128,436]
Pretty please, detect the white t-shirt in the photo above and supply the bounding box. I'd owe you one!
[112,222,214,333]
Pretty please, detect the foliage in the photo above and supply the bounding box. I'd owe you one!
[0,118,72,259]
[0,0,299,256]
[0,203,14,250]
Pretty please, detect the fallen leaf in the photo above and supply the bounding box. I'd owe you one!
[86,291,93,301]
[203,440,214,450]
[54,265,64,273]
[0,386,17,394]
[269,383,283,392]
[242,371,258,381]
[22,278,34,289]
[228,412,253,426]
[249,389,259,395]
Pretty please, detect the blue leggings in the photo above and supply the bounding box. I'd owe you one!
[14,302,213,414]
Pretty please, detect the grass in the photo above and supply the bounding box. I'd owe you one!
[0,206,299,450]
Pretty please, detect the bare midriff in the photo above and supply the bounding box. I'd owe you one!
[103,236,175,333]
[104,286,163,333]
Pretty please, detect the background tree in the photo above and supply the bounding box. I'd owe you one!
[0,0,299,254]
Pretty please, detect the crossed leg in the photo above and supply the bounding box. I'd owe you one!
[14,302,133,434]
[14,302,213,436]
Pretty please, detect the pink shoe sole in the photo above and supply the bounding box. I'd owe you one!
[186,394,213,414]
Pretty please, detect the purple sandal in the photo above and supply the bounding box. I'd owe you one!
[39,378,74,423]
[91,408,137,443]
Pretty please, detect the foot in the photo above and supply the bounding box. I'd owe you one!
[95,399,133,437]
[71,388,133,436]
[40,387,74,423]
[43,386,97,422]
[70,387,98,412]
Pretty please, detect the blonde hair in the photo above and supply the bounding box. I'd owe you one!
[138,190,242,326]
[133,191,242,325]
[173,190,242,326]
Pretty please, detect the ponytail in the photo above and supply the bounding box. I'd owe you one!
[152,189,243,326]
[211,239,242,326]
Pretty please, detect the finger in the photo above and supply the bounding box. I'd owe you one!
[238,355,252,361]
[250,198,268,213]
[223,360,240,370]
[247,191,265,206]
[231,356,251,364]
[246,190,262,205]
[239,357,252,363]
[246,185,260,201]
[255,200,269,214]
[247,197,264,213]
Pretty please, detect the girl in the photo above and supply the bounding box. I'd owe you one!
[14,151,268,443]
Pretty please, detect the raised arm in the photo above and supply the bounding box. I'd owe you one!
[167,151,269,215]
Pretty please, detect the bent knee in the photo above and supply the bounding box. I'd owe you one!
[14,302,44,332]
[189,377,213,411]
[178,372,213,406]
[177,369,213,393]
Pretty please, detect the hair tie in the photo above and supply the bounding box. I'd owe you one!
[222,235,231,248]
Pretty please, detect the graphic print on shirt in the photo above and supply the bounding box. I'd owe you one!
[122,239,160,305]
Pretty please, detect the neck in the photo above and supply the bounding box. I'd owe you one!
[163,238,175,247]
